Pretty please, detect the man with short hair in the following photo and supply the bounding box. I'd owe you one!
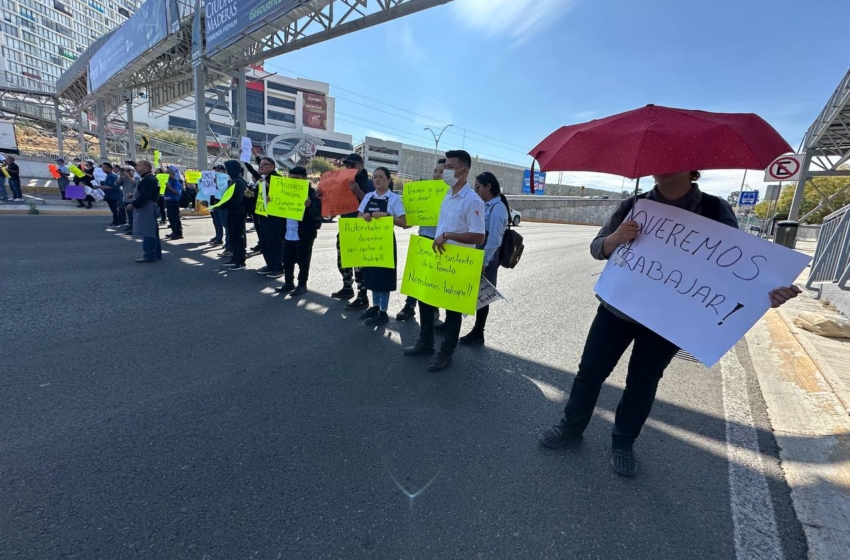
[255,157,286,279]
[6,156,21,201]
[125,160,162,263]
[404,150,485,372]
[331,153,375,309]
[276,166,322,297]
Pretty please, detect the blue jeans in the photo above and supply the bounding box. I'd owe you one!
[372,291,391,311]
[0,176,6,199]
[142,236,162,261]
[8,178,21,199]
[213,209,230,249]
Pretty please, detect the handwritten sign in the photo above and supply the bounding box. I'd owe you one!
[209,185,234,209]
[156,173,169,195]
[401,235,485,315]
[338,217,395,269]
[402,180,447,226]
[215,173,230,197]
[317,169,358,216]
[153,150,161,167]
[267,176,309,220]
[239,137,252,162]
[185,170,202,184]
[199,171,217,196]
[48,164,62,179]
[254,180,267,217]
[68,164,85,178]
[594,199,811,366]
[477,277,506,310]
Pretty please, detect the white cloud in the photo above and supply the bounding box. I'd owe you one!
[396,21,426,64]
[454,0,581,46]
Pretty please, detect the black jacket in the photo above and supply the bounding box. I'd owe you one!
[295,186,322,241]
[222,160,247,214]
[132,172,160,209]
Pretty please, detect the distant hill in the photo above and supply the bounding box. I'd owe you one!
[538,184,626,198]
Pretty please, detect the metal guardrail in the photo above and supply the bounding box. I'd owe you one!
[806,203,850,290]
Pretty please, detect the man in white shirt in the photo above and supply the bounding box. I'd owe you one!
[404,150,486,372]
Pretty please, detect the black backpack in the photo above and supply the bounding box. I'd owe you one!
[499,212,524,269]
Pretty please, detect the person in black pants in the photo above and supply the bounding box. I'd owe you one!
[254,158,285,278]
[538,171,803,477]
[99,162,122,226]
[221,160,248,270]
[403,150,485,372]
[163,165,184,240]
[276,166,321,297]
[5,156,22,201]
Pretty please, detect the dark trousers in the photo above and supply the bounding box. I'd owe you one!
[166,200,182,235]
[562,304,679,447]
[142,214,162,261]
[418,301,462,357]
[336,233,365,294]
[106,198,121,225]
[473,260,500,333]
[261,217,284,272]
[126,206,134,228]
[227,212,247,265]
[157,197,166,223]
[284,238,315,286]
[8,178,21,199]
[117,201,127,224]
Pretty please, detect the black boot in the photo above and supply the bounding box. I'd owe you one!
[459,328,485,346]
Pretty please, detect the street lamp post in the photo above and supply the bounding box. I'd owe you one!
[401,156,413,179]
[424,124,453,154]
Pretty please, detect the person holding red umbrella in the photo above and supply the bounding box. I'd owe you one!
[532,105,803,477]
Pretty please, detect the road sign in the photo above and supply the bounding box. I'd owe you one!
[738,190,759,206]
[139,135,149,150]
[764,154,804,182]
[765,184,781,201]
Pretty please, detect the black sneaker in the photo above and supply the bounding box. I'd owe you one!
[365,311,389,327]
[275,283,295,293]
[218,251,232,257]
[331,286,354,300]
[266,270,285,279]
[359,306,379,320]
[345,296,369,310]
[290,285,308,297]
[230,263,246,271]
[610,446,638,477]
[403,341,435,356]
[256,266,272,275]
[210,239,223,246]
[395,305,415,321]
[168,235,183,240]
[459,330,485,346]
[538,422,583,449]
[426,352,452,372]
[250,244,261,252]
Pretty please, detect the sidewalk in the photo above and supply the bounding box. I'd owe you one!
[745,242,850,559]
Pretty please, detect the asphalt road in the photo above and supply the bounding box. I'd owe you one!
[0,215,807,560]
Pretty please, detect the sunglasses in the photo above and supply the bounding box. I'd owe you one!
[342,161,357,168]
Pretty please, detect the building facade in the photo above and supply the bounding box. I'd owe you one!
[133,70,353,165]
[355,136,529,194]
[0,0,138,92]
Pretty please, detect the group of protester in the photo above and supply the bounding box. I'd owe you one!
[59,146,803,477]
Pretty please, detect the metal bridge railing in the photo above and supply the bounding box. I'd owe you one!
[806,203,850,291]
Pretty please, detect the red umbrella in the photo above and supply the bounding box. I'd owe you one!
[529,104,792,180]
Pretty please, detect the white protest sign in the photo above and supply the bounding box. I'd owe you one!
[239,136,252,162]
[199,170,217,196]
[477,277,506,310]
[594,199,811,366]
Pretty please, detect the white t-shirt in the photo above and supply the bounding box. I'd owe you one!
[358,190,406,217]
[434,182,486,248]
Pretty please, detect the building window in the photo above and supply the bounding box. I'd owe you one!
[267,82,297,94]
[267,110,294,123]
[322,139,353,151]
[267,96,295,110]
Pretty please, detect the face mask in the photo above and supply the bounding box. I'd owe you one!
[443,168,459,187]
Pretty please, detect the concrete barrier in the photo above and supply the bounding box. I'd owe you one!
[507,195,621,226]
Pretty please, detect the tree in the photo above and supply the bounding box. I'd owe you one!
[308,156,335,175]
[727,191,739,206]
[752,171,850,224]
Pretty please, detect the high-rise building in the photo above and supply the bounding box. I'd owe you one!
[0,0,138,92]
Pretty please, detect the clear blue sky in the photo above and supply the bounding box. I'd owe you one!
[265,0,849,197]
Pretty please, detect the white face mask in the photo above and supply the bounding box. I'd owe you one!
[443,168,460,187]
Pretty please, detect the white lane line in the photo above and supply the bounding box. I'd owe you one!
[721,352,784,560]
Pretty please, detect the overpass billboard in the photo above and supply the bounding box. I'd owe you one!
[87,0,179,93]
[204,0,304,55]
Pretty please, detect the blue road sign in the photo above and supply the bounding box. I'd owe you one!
[738,190,759,206]
[523,169,546,195]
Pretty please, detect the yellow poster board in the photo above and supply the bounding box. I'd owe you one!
[338,217,395,269]
[68,164,85,178]
[156,173,169,195]
[0,167,9,178]
[209,185,234,209]
[185,170,202,184]
[254,180,267,217]
[267,176,309,220]
[402,180,447,226]
[400,235,485,315]
[153,150,161,167]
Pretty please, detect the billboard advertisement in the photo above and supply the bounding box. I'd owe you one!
[204,0,302,54]
[523,169,546,195]
[88,0,170,93]
[302,92,327,130]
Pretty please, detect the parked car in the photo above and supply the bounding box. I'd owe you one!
[510,209,522,226]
